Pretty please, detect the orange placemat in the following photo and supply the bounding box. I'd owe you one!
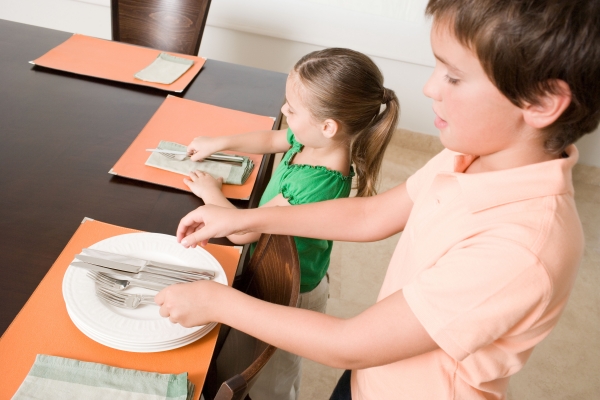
[31,34,205,92]
[0,218,240,400]
[110,95,276,200]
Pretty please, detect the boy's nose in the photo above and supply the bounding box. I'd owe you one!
[423,74,437,100]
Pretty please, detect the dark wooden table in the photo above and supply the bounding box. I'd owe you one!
[0,19,287,335]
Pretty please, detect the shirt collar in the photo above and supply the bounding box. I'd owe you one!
[449,145,578,213]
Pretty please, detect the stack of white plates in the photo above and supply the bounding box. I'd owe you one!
[62,232,227,352]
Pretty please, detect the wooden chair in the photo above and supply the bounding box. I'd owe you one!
[111,0,212,55]
[203,234,301,400]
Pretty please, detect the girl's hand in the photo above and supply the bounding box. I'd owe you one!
[155,280,227,328]
[187,136,223,161]
[177,205,251,247]
[183,170,223,199]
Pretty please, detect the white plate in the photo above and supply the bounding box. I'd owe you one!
[67,304,218,352]
[62,232,227,351]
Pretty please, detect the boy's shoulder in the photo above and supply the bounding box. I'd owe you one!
[409,145,579,206]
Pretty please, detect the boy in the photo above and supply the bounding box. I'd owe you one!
[156,0,600,398]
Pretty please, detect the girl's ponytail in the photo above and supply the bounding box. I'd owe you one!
[351,88,399,197]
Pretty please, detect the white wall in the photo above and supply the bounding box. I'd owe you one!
[2,0,598,167]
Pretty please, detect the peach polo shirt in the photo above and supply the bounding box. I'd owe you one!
[352,146,583,400]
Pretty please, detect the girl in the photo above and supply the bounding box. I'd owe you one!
[183,48,399,400]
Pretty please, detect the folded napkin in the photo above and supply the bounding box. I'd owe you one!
[145,141,254,185]
[134,53,194,85]
[13,354,195,400]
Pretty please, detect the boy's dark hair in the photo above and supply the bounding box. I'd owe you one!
[426,0,600,154]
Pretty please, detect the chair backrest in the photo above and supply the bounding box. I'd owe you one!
[212,234,301,400]
[110,0,212,55]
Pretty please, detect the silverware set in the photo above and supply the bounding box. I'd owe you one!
[73,248,216,309]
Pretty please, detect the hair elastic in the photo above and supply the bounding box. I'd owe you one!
[382,88,391,104]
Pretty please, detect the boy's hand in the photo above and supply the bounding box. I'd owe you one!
[183,170,223,199]
[155,280,226,328]
[187,136,223,161]
[177,205,250,247]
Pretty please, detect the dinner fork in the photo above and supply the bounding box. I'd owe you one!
[87,271,166,291]
[95,285,156,309]
[158,151,188,161]
[151,149,244,163]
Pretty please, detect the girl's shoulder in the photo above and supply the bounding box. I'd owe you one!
[282,160,354,182]
[286,128,303,149]
[278,162,354,205]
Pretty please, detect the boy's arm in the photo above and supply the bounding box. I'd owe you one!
[156,280,438,369]
[188,129,290,161]
[177,182,413,246]
[224,193,291,245]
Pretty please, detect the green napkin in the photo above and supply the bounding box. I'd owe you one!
[145,141,254,185]
[134,53,194,85]
[12,355,194,400]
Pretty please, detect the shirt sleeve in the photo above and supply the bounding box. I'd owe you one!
[403,238,552,361]
[287,127,298,147]
[280,167,351,205]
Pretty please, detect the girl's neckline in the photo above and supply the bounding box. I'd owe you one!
[285,141,354,180]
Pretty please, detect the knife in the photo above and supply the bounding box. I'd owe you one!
[71,262,177,289]
[74,254,212,282]
[80,248,216,279]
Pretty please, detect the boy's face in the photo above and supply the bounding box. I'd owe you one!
[423,22,526,157]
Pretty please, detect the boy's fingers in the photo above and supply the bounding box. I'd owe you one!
[176,212,204,242]
[154,290,164,305]
[159,305,170,318]
[181,230,211,248]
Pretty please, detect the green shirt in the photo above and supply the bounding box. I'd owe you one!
[258,128,353,292]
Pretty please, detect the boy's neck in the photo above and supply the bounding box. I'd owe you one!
[465,139,561,174]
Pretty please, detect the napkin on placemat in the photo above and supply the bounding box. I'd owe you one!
[134,53,194,85]
[12,354,195,400]
[146,140,255,185]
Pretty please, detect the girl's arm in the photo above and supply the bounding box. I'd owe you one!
[156,280,438,369]
[188,129,290,161]
[177,182,414,247]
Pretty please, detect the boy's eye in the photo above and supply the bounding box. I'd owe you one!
[444,74,459,85]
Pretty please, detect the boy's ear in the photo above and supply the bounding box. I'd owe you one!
[522,80,572,129]
[321,118,339,139]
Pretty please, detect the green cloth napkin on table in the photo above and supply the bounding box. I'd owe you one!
[134,53,194,85]
[145,140,254,185]
[12,354,195,400]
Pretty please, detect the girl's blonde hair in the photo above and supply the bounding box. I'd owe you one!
[293,48,400,197]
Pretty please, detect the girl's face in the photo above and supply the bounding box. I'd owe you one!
[281,73,331,148]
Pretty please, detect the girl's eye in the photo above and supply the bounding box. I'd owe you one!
[444,74,459,85]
